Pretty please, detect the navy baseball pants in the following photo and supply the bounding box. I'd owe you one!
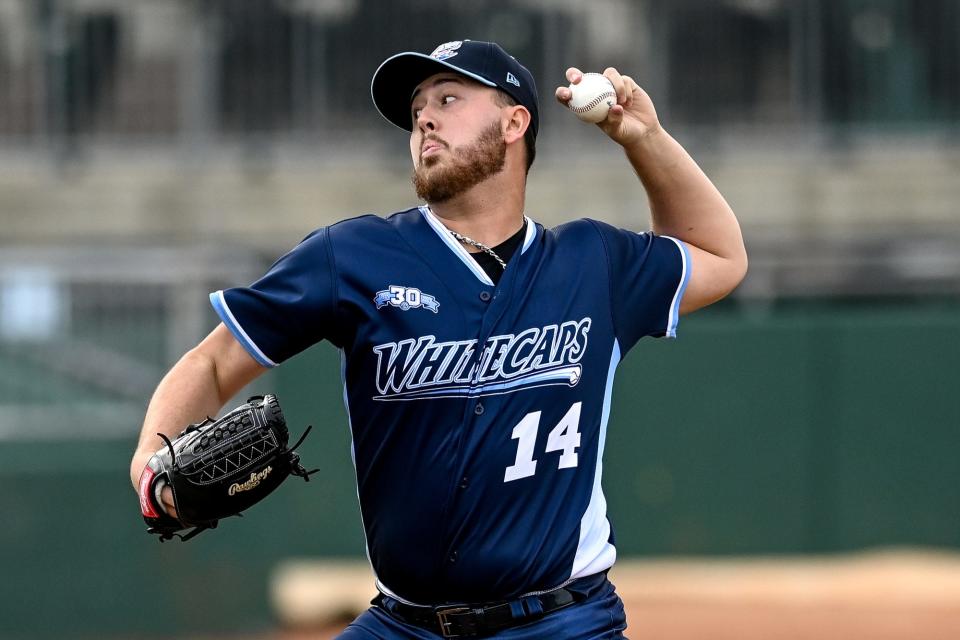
[337,574,628,639]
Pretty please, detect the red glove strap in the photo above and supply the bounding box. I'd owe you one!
[138,464,161,518]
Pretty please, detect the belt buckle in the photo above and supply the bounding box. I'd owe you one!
[435,606,473,638]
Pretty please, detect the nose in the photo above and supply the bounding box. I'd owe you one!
[416,104,437,133]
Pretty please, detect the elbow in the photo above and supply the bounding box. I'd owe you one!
[724,231,749,293]
[731,250,749,291]
[718,254,748,302]
[182,344,219,376]
[713,249,749,304]
[184,345,229,405]
[721,255,748,303]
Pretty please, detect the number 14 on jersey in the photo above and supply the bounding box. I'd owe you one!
[504,402,582,482]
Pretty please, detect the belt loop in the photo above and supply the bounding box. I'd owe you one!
[374,593,400,616]
[521,596,543,617]
[508,600,526,619]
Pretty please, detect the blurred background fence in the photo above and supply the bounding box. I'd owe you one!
[0,0,958,638]
[2,0,960,146]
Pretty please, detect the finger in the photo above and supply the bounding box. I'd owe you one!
[620,75,636,108]
[565,67,583,84]
[555,86,572,105]
[603,67,630,104]
[603,67,628,105]
[604,104,625,127]
[161,486,179,519]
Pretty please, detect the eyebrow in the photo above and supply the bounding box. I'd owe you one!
[410,77,465,105]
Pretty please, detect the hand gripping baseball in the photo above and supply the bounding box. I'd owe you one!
[137,394,317,541]
[555,67,661,147]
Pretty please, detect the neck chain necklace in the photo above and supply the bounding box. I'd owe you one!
[449,231,508,270]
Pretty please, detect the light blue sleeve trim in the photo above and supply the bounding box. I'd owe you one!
[661,236,691,339]
[209,290,277,368]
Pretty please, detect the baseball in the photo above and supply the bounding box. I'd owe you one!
[567,73,617,123]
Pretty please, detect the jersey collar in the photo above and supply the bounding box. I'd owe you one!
[418,205,538,286]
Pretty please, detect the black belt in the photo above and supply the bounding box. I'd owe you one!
[372,578,591,638]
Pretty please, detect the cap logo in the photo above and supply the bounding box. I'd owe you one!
[506,72,520,87]
[430,41,463,61]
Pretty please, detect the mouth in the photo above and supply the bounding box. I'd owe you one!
[421,139,447,158]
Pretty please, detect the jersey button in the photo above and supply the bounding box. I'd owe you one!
[474,403,484,415]
[448,551,458,564]
[479,291,491,302]
[459,477,469,489]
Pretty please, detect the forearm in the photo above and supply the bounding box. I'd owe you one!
[625,128,745,263]
[129,349,229,489]
[130,324,267,491]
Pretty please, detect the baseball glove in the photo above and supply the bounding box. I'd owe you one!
[137,394,316,541]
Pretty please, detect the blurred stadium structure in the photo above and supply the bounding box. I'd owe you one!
[1,0,958,436]
[0,1,958,637]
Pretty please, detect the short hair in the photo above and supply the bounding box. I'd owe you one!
[493,90,537,174]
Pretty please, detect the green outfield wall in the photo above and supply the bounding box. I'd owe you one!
[2,299,958,638]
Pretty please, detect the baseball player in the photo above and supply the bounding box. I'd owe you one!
[130,40,746,638]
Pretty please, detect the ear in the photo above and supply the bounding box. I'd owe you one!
[501,105,531,146]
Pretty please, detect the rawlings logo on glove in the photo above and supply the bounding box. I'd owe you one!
[137,394,316,541]
[229,468,273,495]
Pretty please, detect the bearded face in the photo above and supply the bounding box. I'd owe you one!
[412,121,507,203]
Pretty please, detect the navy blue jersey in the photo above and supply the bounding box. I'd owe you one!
[211,206,689,604]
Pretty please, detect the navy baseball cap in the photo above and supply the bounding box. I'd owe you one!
[371,40,539,138]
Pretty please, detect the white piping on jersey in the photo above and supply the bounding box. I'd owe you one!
[570,339,620,580]
[661,236,691,339]
[209,290,277,368]
[520,214,536,254]
[375,578,422,606]
[420,206,494,285]
[418,206,539,283]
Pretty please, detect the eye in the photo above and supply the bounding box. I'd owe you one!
[411,94,458,121]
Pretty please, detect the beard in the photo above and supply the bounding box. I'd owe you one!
[412,122,507,203]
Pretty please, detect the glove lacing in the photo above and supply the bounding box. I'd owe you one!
[286,424,320,480]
